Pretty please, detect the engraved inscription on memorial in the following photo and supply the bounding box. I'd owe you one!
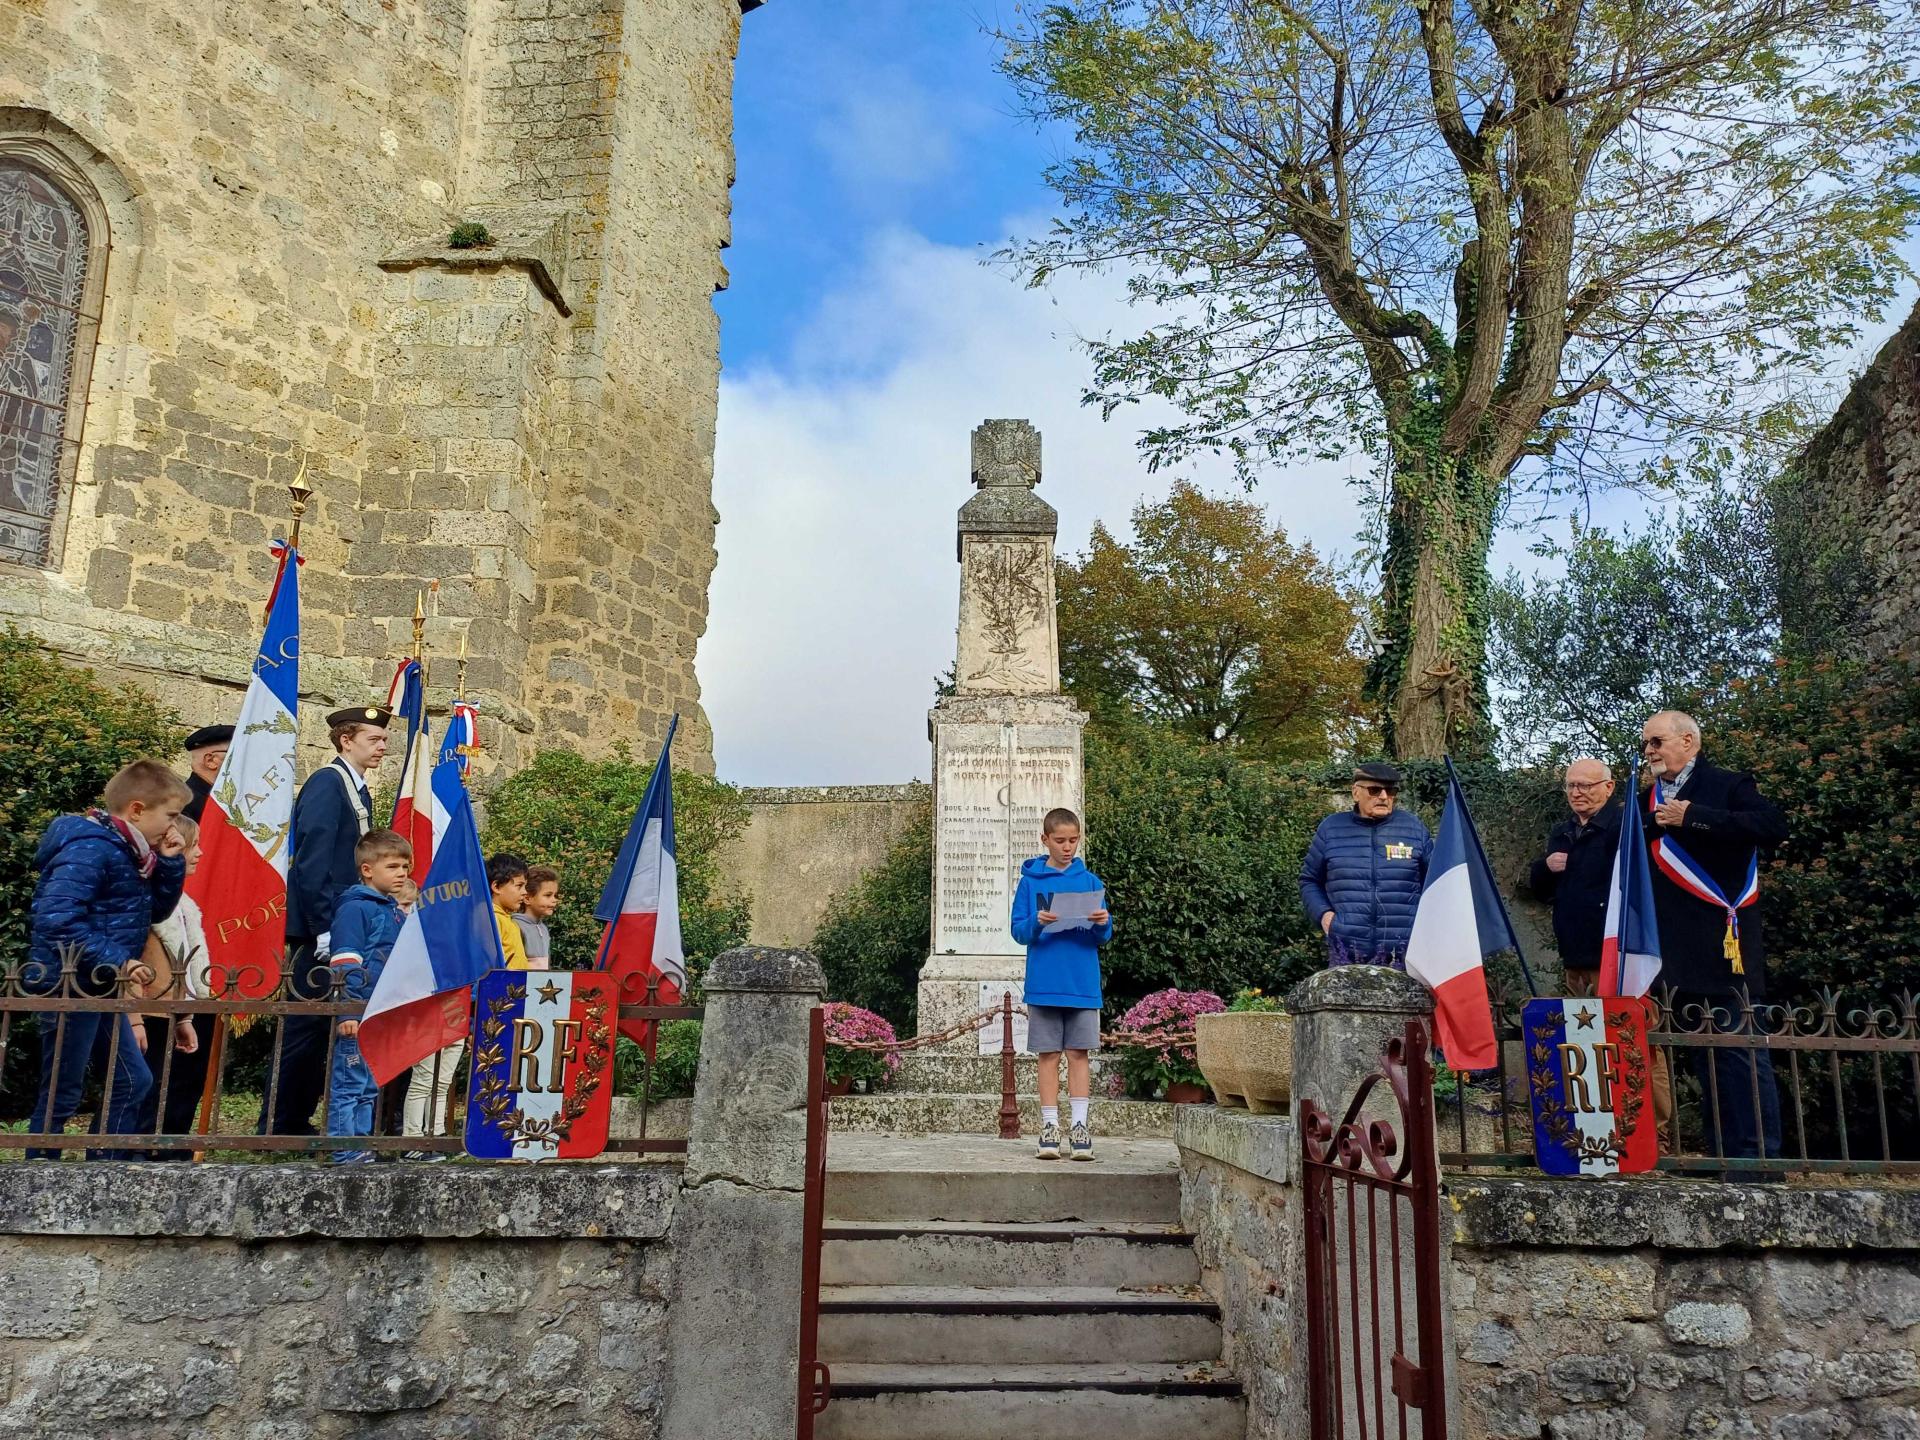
[933,725,1080,956]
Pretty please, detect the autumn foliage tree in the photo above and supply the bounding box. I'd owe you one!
[999,0,1920,756]
[1059,482,1371,760]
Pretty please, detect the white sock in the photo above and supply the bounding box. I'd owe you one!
[1070,1098,1089,1128]
[1041,1106,1059,1128]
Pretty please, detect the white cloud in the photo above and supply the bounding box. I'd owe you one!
[701,224,1369,786]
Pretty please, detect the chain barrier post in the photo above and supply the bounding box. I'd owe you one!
[998,990,1021,1140]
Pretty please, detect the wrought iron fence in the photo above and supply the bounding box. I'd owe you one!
[0,945,699,1160]
[1438,982,1920,1177]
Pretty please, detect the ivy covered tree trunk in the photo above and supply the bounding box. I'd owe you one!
[1372,434,1499,758]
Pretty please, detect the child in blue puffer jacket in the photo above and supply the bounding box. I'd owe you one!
[1010,807,1112,1162]
[26,760,191,1159]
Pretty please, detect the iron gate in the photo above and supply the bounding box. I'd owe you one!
[797,1005,831,1439]
[1300,1019,1448,1440]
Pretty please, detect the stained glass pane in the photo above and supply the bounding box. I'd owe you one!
[0,161,89,568]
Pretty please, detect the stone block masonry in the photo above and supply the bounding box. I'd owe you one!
[0,0,745,771]
[0,1165,680,1438]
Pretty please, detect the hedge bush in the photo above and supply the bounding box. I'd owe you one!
[480,747,752,988]
[0,632,185,1113]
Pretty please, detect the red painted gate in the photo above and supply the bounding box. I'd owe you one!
[1300,1020,1449,1440]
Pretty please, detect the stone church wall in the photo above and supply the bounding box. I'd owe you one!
[0,0,738,771]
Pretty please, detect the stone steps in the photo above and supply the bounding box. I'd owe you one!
[816,1363,1246,1440]
[822,1220,1199,1289]
[817,1134,1243,1439]
[828,1094,1174,1139]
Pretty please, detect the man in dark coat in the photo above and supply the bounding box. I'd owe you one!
[1641,709,1788,1163]
[264,704,390,1136]
[1528,757,1621,996]
[1299,762,1433,967]
[180,724,233,824]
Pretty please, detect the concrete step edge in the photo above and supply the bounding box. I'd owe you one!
[818,1285,1218,1315]
[822,1220,1191,1243]
[824,1362,1242,1397]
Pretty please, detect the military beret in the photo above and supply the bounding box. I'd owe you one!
[326,705,393,730]
[184,724,235,752]
[1353,761,1404,788]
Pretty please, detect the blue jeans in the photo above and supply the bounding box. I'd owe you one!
[324,959,384,1157]
[28,1012,153,1160]
[1683,994,1785,1162]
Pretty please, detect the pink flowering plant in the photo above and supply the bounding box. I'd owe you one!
[821,1001,902,1088]
[1114,987,1225,1098]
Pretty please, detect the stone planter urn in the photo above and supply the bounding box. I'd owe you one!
[1196,1011,1295,1114]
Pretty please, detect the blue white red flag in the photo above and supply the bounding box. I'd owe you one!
[385,659,435,883]
[1523,996,1658,1175]
[358,756,504,1086]
[594,717,684,1044]
[1405,762,1514,1070]
[1599,762,1664,998]
[187,541,300,999]
[464,969,617,1161]
[438,700,480,775]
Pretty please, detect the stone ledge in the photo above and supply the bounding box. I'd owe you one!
[738,783,928,805]
[1450,1175,1920,1251]
[0,1162,677,1241]
[381,205,573,316]
[1175,1105,1295,1185]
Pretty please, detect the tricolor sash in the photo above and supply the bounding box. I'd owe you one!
[1649,780,1759,974]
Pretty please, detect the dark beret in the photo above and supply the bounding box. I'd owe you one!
[1353,761,1404,787]
[184,724,235,752]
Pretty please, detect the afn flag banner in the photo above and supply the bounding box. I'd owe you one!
[1524,996,1658,1176]
[357,757,504,1086]
[594,717,684,1045]
[465,969,617,1161]
[187,541,299,999]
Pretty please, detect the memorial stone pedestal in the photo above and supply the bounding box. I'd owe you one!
[917,420,1087,1053]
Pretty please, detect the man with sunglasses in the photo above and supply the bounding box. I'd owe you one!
[1640,709,1788,1165]
[1299,762,1432,968]
[1528,758,1621,997]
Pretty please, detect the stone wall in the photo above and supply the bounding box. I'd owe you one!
[717,784,927,946]
[0,1164,679,1438]
[1450,1177,1920,1440]
[1791,298,1920,658]
[0,0,742,771]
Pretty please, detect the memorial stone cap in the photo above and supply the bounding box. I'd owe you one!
[958,418,1056,555]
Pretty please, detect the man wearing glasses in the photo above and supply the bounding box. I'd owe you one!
[1640,709,1788,1165]
[1528,758,1621,998]
[1299,761,1433,968]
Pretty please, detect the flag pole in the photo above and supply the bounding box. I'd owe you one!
[1444,756,1540,998]
[592,713,679,971]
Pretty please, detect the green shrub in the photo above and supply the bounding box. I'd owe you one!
[809,793,931,1029]
[0,631,181,1113]
[448,221,492,249]
[614,1019,701,1099]
[1083,718,1332,1013]
[480,747,752,989]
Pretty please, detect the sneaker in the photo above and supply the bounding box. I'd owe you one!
[331,1149,375,1166]
[1036,1122,1061,1160]
[1068,1122,1094,1161]
[402,1149,451,1163]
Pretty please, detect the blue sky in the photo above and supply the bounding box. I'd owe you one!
[700,2,1918,787]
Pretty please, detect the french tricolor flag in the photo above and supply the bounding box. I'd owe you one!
[187,541,300,1000]
[1405,761,1513,1071]
[463,970,617,1160]
[594,717,685,1045]
[1526,997,1659,1175]
[358,756,504,1086]
[1599,761,1664,998]
[386,659,435,883]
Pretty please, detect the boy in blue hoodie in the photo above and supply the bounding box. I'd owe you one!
[324,829,414,1162]
[1010,807,1112,1160]
[26,760,190,1159]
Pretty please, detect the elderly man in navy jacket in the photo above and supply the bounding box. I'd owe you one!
[1642,709,1788,1165]
[1299,762,1433,967]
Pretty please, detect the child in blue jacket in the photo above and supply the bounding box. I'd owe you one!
[1010,807,1112,1160]
[26,760,190,1159]
[324,829,414,1162]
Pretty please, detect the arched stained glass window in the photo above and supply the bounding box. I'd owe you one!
[0,160,88,568]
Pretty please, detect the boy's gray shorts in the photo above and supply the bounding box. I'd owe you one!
[1027,1004,1100,1053]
